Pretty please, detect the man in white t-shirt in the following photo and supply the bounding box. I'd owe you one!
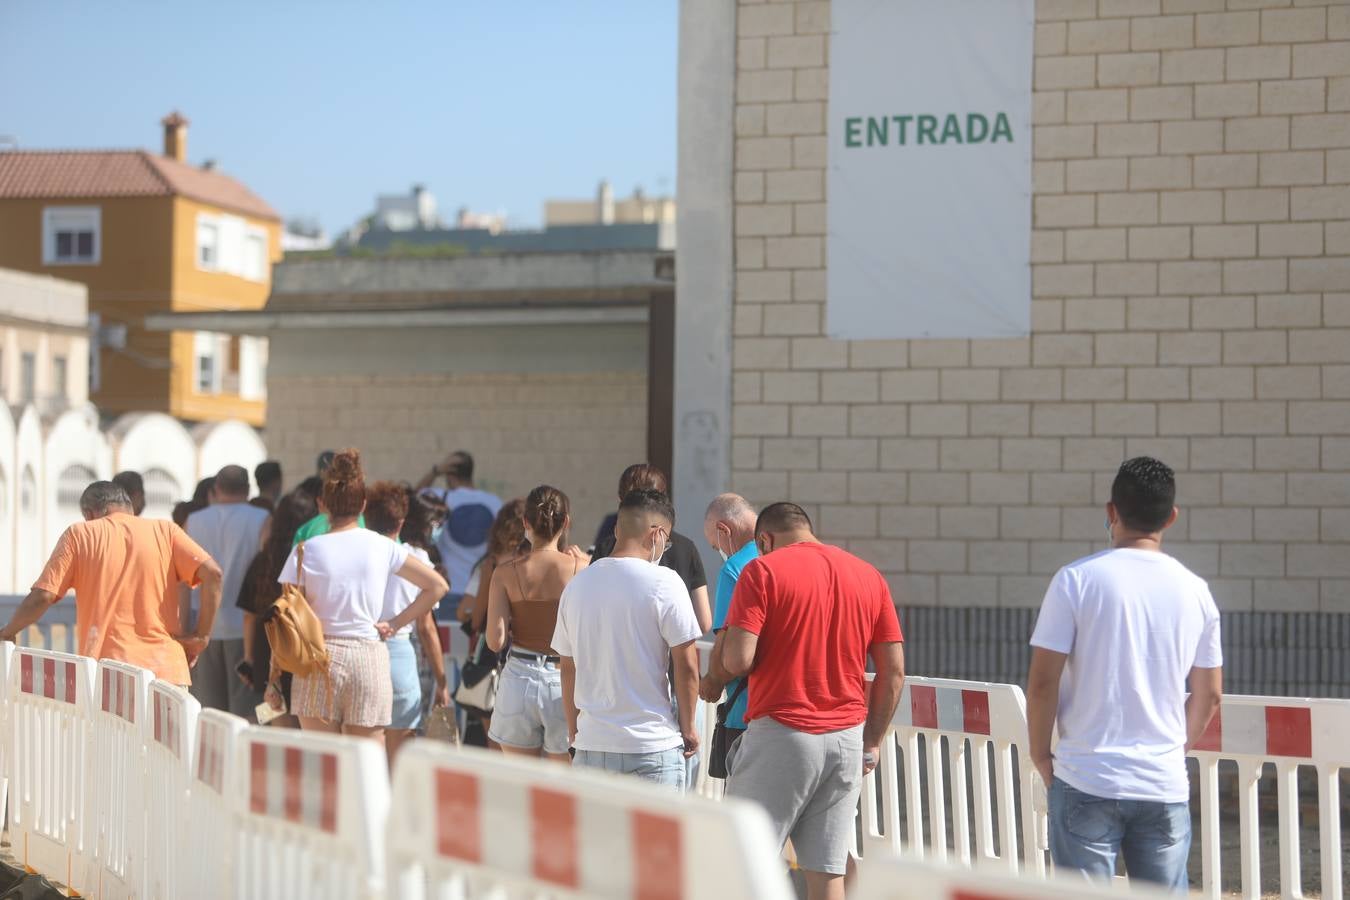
[185,465,271,719]
[552,489,703,789]
[415,450,501,615]
[1028,457,1223,893]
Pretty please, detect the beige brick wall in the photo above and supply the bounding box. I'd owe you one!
[732,0,1350,613]
[265,371,646,548]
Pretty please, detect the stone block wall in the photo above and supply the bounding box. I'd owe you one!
[265,371,646,547]
[730,0,1350,616]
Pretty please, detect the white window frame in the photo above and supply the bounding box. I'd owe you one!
[197,217,220,271]
[243,227,269,282]
[42,206,101,265]
[194,332,222,395]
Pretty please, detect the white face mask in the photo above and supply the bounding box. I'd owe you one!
[649,529,667,565]
[524,527,536,546]
[714,529,730,563]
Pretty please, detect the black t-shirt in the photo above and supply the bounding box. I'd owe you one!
[590,529,708,593]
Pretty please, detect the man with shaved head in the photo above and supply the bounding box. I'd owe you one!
[698,493,760,764]
[718,502,905,900]
[184,464,271,718]
[552,489,703,789]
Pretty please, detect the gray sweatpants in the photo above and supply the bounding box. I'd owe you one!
[725,717,863,875]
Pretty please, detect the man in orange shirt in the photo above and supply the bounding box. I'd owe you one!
[0,481,223,686]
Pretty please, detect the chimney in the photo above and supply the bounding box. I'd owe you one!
[161,111,189,162]
[597,179,615,225]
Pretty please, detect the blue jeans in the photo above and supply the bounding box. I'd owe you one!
[572,747,686,790]
[1048,778,1192,893]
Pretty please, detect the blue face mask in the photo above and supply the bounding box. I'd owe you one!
[1105,518,1113,542]
[431,524,445,545]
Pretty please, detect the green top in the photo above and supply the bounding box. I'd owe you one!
[292,512,366,545]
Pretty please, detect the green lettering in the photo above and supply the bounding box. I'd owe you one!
[941,114,964,144]
[967,113,990,143]
[991,113,1014,143]
[891,115,913,145]
[845,117,862,147]
[866,116,889,147]
[916,115,938,145]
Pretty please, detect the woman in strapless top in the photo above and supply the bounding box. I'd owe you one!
[485,485,588,761]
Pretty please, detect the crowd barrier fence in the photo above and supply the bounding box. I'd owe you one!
[143,682,199,900]
[1190,694,1349,900]
[5,645,97,891]
[83,660,154,899]
[863,676,1045,877]
[5,635,1350,900]
[182,709,247,900]
[387,740,794,900]
[234,725,390,900]
[855,853,1172,900]
[1,640,11,820]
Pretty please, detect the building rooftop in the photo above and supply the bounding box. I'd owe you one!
[0,266,88,329]
[0,149,279,221]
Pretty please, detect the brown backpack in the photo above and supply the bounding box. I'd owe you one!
[263,543,329,677]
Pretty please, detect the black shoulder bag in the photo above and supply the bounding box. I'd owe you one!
[708,679,749,780]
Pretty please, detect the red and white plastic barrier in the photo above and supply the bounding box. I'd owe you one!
[386,741,794,900]
[143,682,200,900]
[1189,695,1350,900]
[5,646,97,891]
[83,660,154,899]
[856,852,1173,900]
[234,727,390,900]
[865,677,1044,876]
[181,709,247,900]
[0,640,11,819]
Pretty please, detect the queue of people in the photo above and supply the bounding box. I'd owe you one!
[0,448,1222,898]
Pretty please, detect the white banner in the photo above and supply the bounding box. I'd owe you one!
[827,0,1034,340]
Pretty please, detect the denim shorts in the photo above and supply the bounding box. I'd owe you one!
[487,656,569,755]
[573,747,685,790]
[387,635,423,731]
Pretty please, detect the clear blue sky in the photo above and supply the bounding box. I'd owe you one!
[0,1,677,234]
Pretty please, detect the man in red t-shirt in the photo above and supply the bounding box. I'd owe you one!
[715,502,904,900]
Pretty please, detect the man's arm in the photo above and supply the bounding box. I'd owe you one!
[689,585,712,634]
[720,625,760,678]
[1185,666,1223,751]
[1026,647,1069,786]
[0,588,59,643]
[179,559,223,667]
[559,656,579,746]
[671,640,701,759]
[863,641,904,775]
[414,458,449,491]
[699,627,732,702]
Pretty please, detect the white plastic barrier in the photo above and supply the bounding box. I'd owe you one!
[864,677,1045,877]
[0,640,11,819]
[144,682,200,900]
[6,646,97,889]
[83,660,154,899]
[182,709,248,900]
[234,725,391,900]
[1189,694,1350,900]
[386,741,794,900]
[856,852,1172,900]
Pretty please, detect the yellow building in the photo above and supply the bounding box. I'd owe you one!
[0,113,281,425]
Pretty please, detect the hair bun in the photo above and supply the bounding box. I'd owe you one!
[326,448,363,485]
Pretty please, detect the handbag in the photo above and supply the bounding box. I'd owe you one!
[708,678,749,780]
[453,634,500,713]
[262,543,329,678]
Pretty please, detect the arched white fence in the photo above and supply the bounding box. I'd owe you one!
[0,404,267,594]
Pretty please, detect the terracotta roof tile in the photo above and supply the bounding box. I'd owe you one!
[0,149,279,221]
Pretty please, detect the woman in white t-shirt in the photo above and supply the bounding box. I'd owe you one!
[275,450,447,745]
[366,481,450,765]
